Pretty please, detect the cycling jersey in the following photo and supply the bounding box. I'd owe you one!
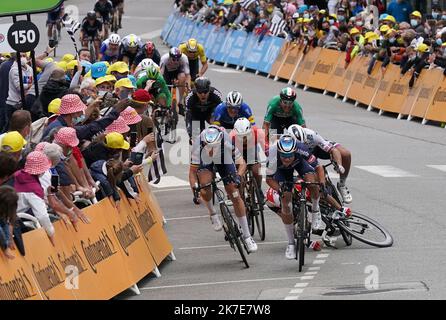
[136,73,171,107]
[179,43,207,63]
[229,126,265,165]
[94,0,113,22]
[160,53,190,74]
[266,143,316,183]
[100,39,120,62]
[81,19,103,38]
[264,95,305,125]
[185,87,223,137]
[212,102,255,130]
[134,49,161,67]
[303,128,336,153]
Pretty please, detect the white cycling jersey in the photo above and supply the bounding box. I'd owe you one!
[303,128,335,153]
[160,53,190,74]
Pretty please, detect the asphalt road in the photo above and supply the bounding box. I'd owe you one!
[7,0,446,300]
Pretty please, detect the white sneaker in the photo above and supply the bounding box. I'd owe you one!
[311,211,324,231]
[244,236,258,253]
[210,214,222,232]
[285,244,296,260]
[337,183,353,204]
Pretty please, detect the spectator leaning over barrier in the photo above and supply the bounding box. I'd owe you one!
[14,151,56,245]
[90,158,123,208]
[0,131,28,162]
[0,185,19,259]
[37,68,71,118]
[401,42,431,88]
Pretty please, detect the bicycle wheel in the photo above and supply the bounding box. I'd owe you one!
[337,212,393,248]
[296,202,306,272]
[244,184,255,236]
[251,178,265,241]
[220,203,249,268]
[326,176,343,207]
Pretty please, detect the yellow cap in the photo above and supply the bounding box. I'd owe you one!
[48,98,62,114]
[95,75,117,87]
[303,18,312,23]
[364,31,379,40]
[319,9,326,15]
[62,54,75,63]
[329,14,337,20]
[411,11,422,18]
[384,15,396,23]
[350,27,360,35]
[104,132,130,150]
[380,25,390,33]
[1,52,11,58]
[0,131,27,153]
[44,57,54,63]
[297,18,304,23]
[386,28,396,36]
[416,43,429,53]
[84,70,92,78]
[109,61,129,74]
[56,61,67,71]
[66,60,78,71]
[114,77,135,89]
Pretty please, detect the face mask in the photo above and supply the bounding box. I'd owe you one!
[410,19,418,27]
[98,90,108,97]
[442,15,446,20]
[20,57,28,66]
[338,15,345,22]
[73,114,86,125]
[437,38,443,45]
[433,12,439,19]
[86,97,94,105]
[356,21,363,27]
[389,37,396,43]
[303,13,310,19]
[329,19,335,25]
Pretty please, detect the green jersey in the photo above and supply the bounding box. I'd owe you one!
[136,73,172,107]
[264,96,305,125]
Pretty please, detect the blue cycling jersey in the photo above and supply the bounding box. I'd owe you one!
[100,39,120,62]
[212,102,255,129]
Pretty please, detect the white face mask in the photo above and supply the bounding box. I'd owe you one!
[20,57,28,66]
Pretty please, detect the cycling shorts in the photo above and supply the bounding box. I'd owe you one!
[312,143,340,160]
[196,163,238,186]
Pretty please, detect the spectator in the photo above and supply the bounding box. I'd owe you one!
[36,68,71,118]
[0,185,18,259]
[0,152,18,185]
[14,151,55,245]
[90,158,123,207]
[0,53,16,133]
[0,131,27,161]
[387,0,413,23]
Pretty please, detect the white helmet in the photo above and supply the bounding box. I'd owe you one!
[109,33,121,45]
[226,91,243,108]
[233,117,252,137]
[288,124,307,143]
[201,125,224,146]
[139,58,156,70]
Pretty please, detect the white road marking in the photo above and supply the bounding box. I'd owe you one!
[355,165,418,177]
[141,276,303,290]
[152,187,191,193]
[308,267,321,271]
[210,68,241,74]
[289,288,304,294]
[150,176,189,188]
[317,254,329,259]
[165,215,209,221]
[312,259,326,264]
[304,271,318,275]
[284,296,299,300]
[301,275,315,280]
[138,29,162,40]
[294,282,309,288]
[179,241,288,250]
[427,165,446,173]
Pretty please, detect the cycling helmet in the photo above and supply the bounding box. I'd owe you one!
[87,11,96,19]
[145,41,155,55]
[201,125,224,146]
[233,118,252,137]
[280,87,297,102]
[109,33,121,45]
[288,124,307,143]
[146,65,159,79]
[226,91,243,108]
[139,58,155,70]
[186,38,198,52]
[169,47,182,60]
[194,77,211,93]
[277,134,298,156]
[127,34,139,48]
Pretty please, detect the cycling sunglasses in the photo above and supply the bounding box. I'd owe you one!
[281,100,293,106]
[196,89,209,94]
[279,152,295,159]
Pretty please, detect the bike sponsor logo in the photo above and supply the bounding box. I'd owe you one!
[389,83,405,95]
[364,265,379,290]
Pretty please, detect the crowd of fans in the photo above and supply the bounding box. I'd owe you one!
[176,0,446,86]
[0,46,161,259]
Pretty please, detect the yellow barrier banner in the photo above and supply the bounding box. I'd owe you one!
[305,49,342,90]
[136,175,164,224]
[337,56,361,98]
[111,193,158,285]
[324,56,346,94]
[369,63,398,109]
[379,67,411,114]
[425,74,446,122]
[129,182,173,266]
[399,73,424,117]
[0,248,42,300]
[268,41,290,78]
[294,47,321,86]
[22,229,78,300]
[409,69,443,120]
[346,58,381,105]
[276,44,302,81]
